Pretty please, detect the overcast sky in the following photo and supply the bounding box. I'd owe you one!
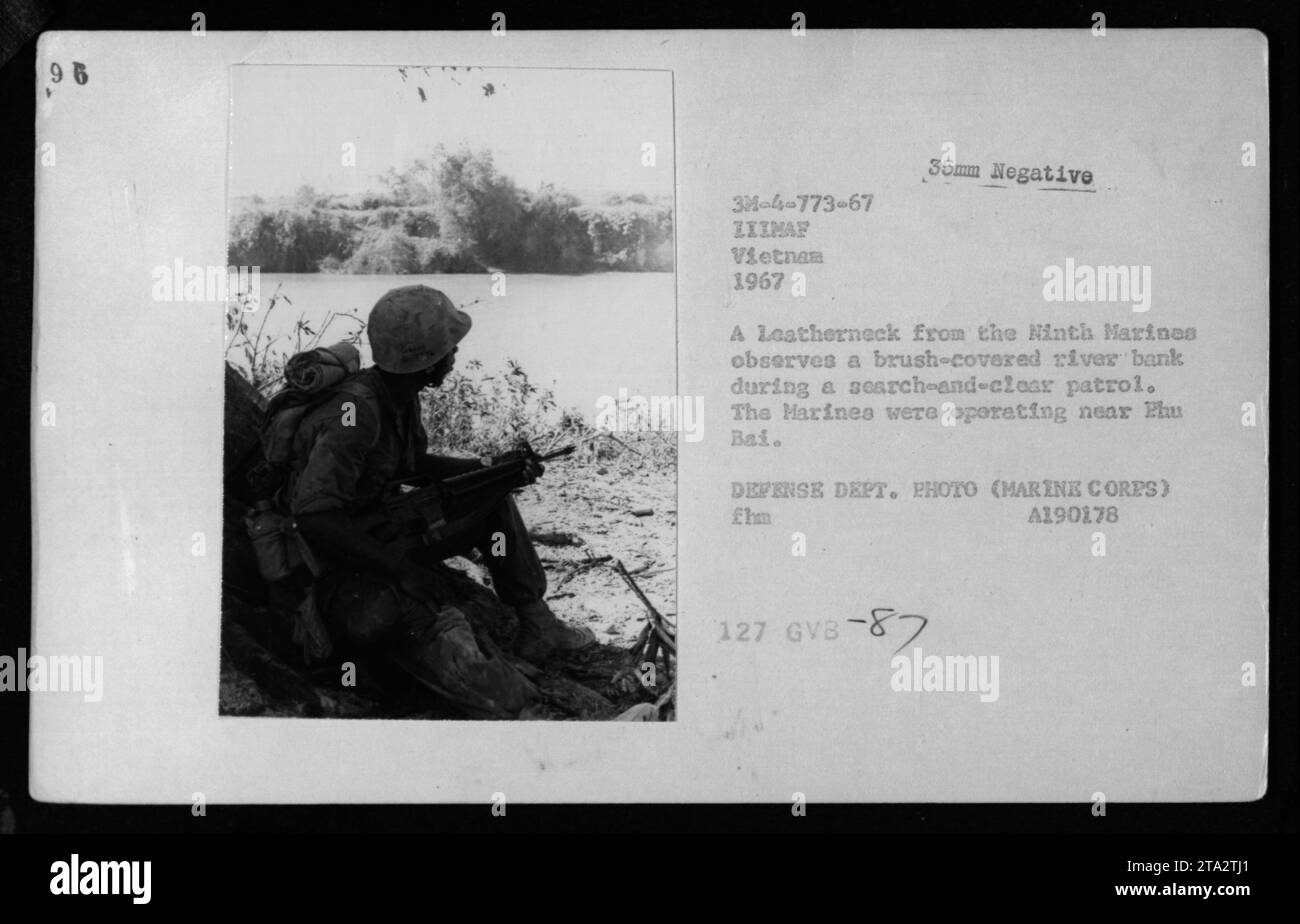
[228,65,674,204]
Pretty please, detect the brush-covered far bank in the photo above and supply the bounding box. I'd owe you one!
[229,146,674,275]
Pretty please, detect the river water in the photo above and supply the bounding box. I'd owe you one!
[231,272,676,415]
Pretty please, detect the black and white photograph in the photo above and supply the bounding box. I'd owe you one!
[219,65,677,720]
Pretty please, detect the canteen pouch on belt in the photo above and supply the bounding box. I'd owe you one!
[244,502,322,583]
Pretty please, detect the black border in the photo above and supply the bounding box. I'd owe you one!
[2,0,1295,839]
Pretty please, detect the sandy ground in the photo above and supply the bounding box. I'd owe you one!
[512,459,677,646]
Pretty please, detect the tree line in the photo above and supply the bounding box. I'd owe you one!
[229,146,673,274]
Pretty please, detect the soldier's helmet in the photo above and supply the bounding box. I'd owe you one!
[368,285,472,374]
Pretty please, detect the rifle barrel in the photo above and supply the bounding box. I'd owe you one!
[431,444,577,497]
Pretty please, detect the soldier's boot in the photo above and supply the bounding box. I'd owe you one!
[513,600,597,661]
[391,604,536,718]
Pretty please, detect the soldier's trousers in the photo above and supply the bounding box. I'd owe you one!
[410,491,548,606]
[320,492,547,645]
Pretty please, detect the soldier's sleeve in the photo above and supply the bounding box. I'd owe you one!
[288,395,383,516]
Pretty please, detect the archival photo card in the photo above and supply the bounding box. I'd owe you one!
[29,28,1267,803]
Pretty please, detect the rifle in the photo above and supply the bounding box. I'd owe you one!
[442,442,575,496]
[376,442,575,543]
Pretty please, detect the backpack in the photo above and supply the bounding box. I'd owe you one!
[246,342,363,504]
[243,342,362,663]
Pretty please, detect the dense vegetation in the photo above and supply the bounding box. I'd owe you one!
[229,147,673,274]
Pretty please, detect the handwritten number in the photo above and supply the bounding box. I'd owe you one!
[47,61,87,92]
[893,613,928,654]
[862,607,930,654]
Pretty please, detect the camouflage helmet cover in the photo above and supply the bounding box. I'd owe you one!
[367,285,472,374]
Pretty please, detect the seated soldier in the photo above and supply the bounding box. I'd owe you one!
[288,285,595,694]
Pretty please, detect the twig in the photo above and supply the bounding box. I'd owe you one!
[553,554,612,590]
[246,283,282,380]
[643,632,660,675]
[613,559,676,655]
[628,620,651,656]
[531,530,585,547]
[597,431,645,457]
[649,620,676,654]
[311,310,365,350]
[613,558,658,616]
[654,681,675,712]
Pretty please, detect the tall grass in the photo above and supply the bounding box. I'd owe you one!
[225,283,366,394]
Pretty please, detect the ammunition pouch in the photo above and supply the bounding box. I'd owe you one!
[244,505,333,663]
[244,505,322,582]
